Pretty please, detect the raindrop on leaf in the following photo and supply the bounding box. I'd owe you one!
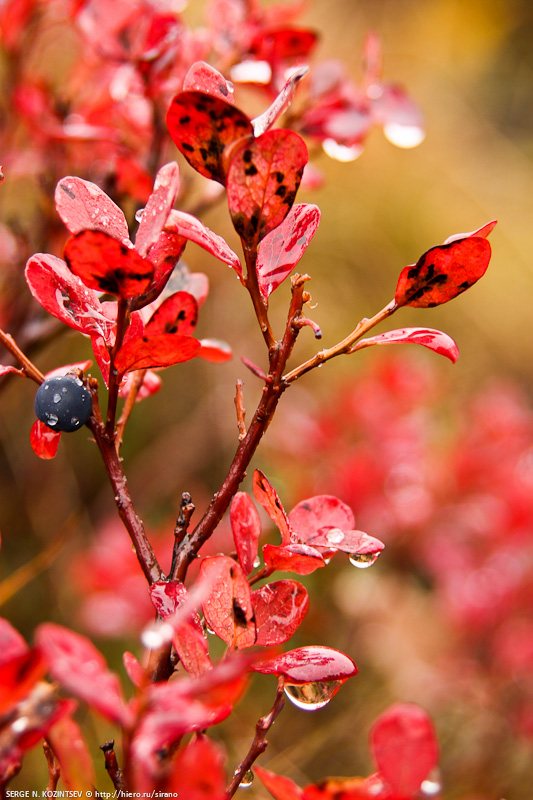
[284,679,342,710]
[348,551,381,569]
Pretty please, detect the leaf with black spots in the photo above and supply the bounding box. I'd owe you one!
[166,90,253,184]
[257,203,320,299]
[183,61,235,104]
[395,236,492,308]
[198,556,256,649]
[145,291,199,336]
[64,231,154,299]
[227,129,308,245]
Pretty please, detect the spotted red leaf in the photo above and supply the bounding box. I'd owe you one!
[165,209,243,279]
[64,230,154,299]
[199,555,256,649]
[150,582,211,678]
[145,291,198,336]
[30,419,61,460]
[395,236,492,308]
[169,735,227,799]
[55,176,130,244]
[133,229,187,309]
[370,703,439,796]
[166,91,253,184]
[353,327,459,363]
[254,645,357,683]
[252,580,309,645]
[35,623,129,726]
[257,203,320,298]
[263,543,326,575]
[253,469,291,543]
[183,61,235,104]
[134,162,181,258]
[227,129,308,244]
[25,253,113,339]
[230,492,262,575]
[114,332,200,376]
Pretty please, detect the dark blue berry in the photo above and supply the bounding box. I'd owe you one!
[34,375,92,433]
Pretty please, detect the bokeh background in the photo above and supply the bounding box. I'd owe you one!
[1,0,533,796]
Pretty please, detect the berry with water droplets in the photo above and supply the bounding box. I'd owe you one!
[34,375,92,432]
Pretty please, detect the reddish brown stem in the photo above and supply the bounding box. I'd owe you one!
[43,742,60,796]
[105,298,129,440]
[0,328,45,384]
[234,379,247,440]
[225,678,286,798]
[101,740,128,792]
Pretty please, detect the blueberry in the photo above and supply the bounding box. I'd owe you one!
[35,375,92,432]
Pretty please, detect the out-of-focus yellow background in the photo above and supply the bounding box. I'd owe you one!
[1,0,533,796]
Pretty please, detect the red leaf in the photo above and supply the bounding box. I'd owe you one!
[252,66,308,137]
[145,291,198,336]
[370,703,439,797]
[64,230,154,299]
[114,333,200,375]
[253,469,291,543]
[395,237,492,308]
[227,129,308,244]
[134,229,187,308]
[25,253,113,339]
[307,529,385,558]
[257,203,321,298]
[253,580,309,645]
[443,219,497,244]
[30,419,61,460]
[0,649,46,716]
[289,495,355,543]
[198,338,233,363]
[123,651,148,690]
[263,543,325,575]
[255,766,304,800]
[46,714,95,791]
[169,735,227,799]
[303,777,374,799]
[55,176,130,244]
[353,327,459,363]
[150,582,211,677]
[35,623,128,726]
[134,162,181,257]
[165,209,243,279]
[184,61,235,104]
[166,91,253,184]
[230,491,261,574]
[254,645,357,683]
[199,555,256,649]
[0,618,28,665]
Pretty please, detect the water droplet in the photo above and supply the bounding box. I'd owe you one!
[135,208,145,222]
[383,123,425,149]
[46,414,58,427]
[253,555,261,568]
[205,623,215,635]
[52,393,62,404]
[237,769,254,788]
[284,679,342,710]
[322,138,363,162]
[419,769,442,797]
[141,621,173,649]
[348,551,381,569]
[70,417,79,427]
[325,528,344,544]
[0,167,4,184]
[61,386,68,393]
[11,716,29,733]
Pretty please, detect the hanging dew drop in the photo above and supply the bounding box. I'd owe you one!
[383,122,425,149]
[348,551,380,568]
[419,769,443,798]
[46,414,59,427]
[235,768,254,788]
[253,555,261,568]
[283,679,342,710]
[135,208,145,222]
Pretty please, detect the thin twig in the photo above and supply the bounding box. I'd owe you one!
[225,678,286,798]
[234,379,247,440]
[43,742,60,796]
[101,740,128,792]
[0,328,45,384]
[169,492,196,580]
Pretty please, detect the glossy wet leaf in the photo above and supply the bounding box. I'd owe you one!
[370,702,439,796]
[55,176,130,244]
[199,555,256,649]
[183,61,235,104]
[114,332,200,375]
[145,291,198,336]
[289,495,355,543]
[227,129,308,245]
[35,623,128,726]
[253,469,291,543]
[64,230,154,299]
[254,645,357,683]
[165,209,243,279]
[30,419,61,460]
[257,203,320,298]
[395,237,492,308]
[166,90,253,184]
[253,580,309,645]
[230,491,261,574]
[25,253,113,339]
[307,529,385,558]
[252,66,308,137]
[169,734,227,799]
[263,543,326,575]
[134,162,181,257]
[353,327,459,363]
